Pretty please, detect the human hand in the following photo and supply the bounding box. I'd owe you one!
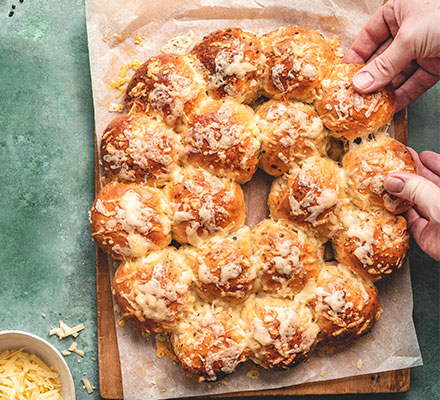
[384,149,440,260]
[343,0,440,112]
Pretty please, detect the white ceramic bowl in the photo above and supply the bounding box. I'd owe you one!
[0,330,75,399]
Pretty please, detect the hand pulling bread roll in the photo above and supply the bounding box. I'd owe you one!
[316,63,395,140]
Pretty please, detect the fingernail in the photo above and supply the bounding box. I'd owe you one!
[384,176,405,193]
[352,71,374,90]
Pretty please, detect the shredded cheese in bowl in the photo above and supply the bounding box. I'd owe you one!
[0,347,63,399]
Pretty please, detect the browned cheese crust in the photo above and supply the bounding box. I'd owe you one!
[333,208,409,281]
[125,54,207,127]
[316,63,396,140]
[342,136,417,214]
[171,306,247,382]
[167,168,246,245]
[257,100,329,176]
[100,113,180,185]
[185,227,255,303]
[311,263,382,345]
[191,27,265,103]
[251,219,320,295]
[90,182,172,260]
[269,157,347,238]
[112,248,194,334]
[241,296,320,369]
[183,99,260,183]
[261,27,336,102]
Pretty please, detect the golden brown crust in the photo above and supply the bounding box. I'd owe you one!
[90,182,172,260]
[167,167,246,245]
[256,100,329,176]
[241,296,320,369]
[261,27,336,102]
[112,248,194,334]
[316,63,396,140]
[124,54,207,127]
[183,99,260,183]
[251,219,320,295]
[185,227,255,303]
[311,263,382,345]
[333,208,409,281]
[171,305,247,382]
[342,136,417,214]
[191,27,265,104]
[269,157,347,238]
[100,113,180,185]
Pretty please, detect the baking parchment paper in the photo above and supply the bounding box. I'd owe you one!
[85,0,423,398]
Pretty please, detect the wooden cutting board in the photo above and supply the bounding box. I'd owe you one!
[95,109,410,399]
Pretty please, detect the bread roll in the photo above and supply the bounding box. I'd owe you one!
[184,227,255,303]
[257,99,328,176]
[171,304,247,382]
[241,296,320,369]
[261,27,335,102]
[269,156,347,238]
[167,167,245,245]
[90,182,172,260]
[311,263,382,345]
[101,113,180,185]
[125,54,207,127]
[333,207,409,281]
[112,248,194,334]
[251,219,320,295]
[342,135,417,213]
[316,63,395,140]
[183,99,260,183]
[191,27,265,104]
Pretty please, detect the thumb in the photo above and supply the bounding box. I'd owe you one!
[384,172,440,224]
[352,33,413,93]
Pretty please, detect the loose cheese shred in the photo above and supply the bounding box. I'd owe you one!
[68,342,84,357]
[49,321,85,340]
[0,347,63,399]
[82,377,94,394]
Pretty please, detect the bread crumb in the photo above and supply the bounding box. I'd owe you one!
[356,358,363,370]
[320,370,327,377]
[150,380,157,385]
[118,319,126,327]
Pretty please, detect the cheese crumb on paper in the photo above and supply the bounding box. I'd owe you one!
[161,30,195,55]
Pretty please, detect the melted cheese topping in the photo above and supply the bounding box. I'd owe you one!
[129,255,193,322]
[0,348,63,399]
[161,30,195,55]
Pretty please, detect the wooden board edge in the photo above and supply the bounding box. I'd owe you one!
[95,136,124,399]
[95,108,410,399]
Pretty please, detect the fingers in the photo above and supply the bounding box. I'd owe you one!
[391,60,419,89]
[342,2,394,64]
[384,172,440,224]
[405,207,429,243]
[408,148,440,187]
[395,67,439,111]
[420,151,440,176]
[351,31,414,93]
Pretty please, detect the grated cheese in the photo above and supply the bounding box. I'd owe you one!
[49,321,85,339]
[0,348,63,399]
[82,377,93,394]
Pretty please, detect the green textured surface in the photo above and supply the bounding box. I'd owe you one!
[0,1,438,399]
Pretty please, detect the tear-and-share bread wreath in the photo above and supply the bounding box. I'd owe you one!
[90,27,416,382]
